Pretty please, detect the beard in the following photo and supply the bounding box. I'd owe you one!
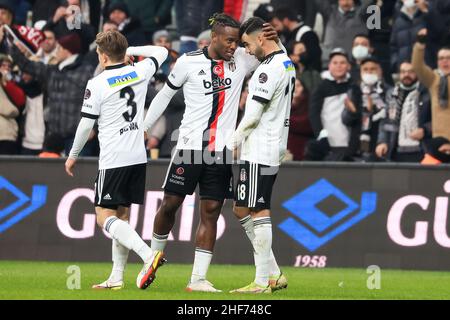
[255,46,265,62]
[401,77,416,86]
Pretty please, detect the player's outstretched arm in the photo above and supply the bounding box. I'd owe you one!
[126,45,169,69]
[227,98,265,150]
[65,117,96,177]
[143,83,178,133]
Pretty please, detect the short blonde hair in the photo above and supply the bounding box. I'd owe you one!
[95,30,128,62]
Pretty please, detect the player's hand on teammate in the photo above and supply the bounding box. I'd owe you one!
[65,157,77,177]
[262,23,279,42]
[125,55,135,66]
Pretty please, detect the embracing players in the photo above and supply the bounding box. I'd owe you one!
[143,13,286,292]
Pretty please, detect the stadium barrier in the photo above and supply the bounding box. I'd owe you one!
[1,157,450,271]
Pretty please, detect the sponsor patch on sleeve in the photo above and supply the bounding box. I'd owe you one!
[84,89,91,100]
[259,72,268,83]
[283,60,295,71]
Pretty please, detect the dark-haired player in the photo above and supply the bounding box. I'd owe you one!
[228,17,295,293]
[143,13,285,292]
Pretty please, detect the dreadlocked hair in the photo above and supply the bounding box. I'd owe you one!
[208,13,240,32]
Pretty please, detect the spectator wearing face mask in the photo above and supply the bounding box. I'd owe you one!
[376,61,431,162]
[342,56,392,160]
[350,34,374,82]
[316,0,374,69]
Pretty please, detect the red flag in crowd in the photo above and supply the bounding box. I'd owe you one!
[4,24,46,55]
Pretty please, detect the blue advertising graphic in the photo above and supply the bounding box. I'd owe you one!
[279,179,377,251]
[0,176,47,233]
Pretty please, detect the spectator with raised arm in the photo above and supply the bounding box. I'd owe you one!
[6,31,95,156]
[46,0,96,55]
[412,28,450,163]
[19,25,60,155]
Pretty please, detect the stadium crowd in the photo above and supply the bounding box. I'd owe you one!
[0,0,449,164]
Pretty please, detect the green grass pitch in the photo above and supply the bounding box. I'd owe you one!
[1,260,450,300]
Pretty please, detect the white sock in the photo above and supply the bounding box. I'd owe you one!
[253,217,272,287]
[151,232,169,252]
[104,216,152,262]
[109,238,129,282]
[190,248,212,283]
[240,215,281,278]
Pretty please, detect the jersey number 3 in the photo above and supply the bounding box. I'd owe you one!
[120,86,137,122]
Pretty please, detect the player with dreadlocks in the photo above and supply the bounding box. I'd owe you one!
[142,13,286,292]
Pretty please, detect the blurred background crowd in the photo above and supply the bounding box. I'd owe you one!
[0,0,449,164]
